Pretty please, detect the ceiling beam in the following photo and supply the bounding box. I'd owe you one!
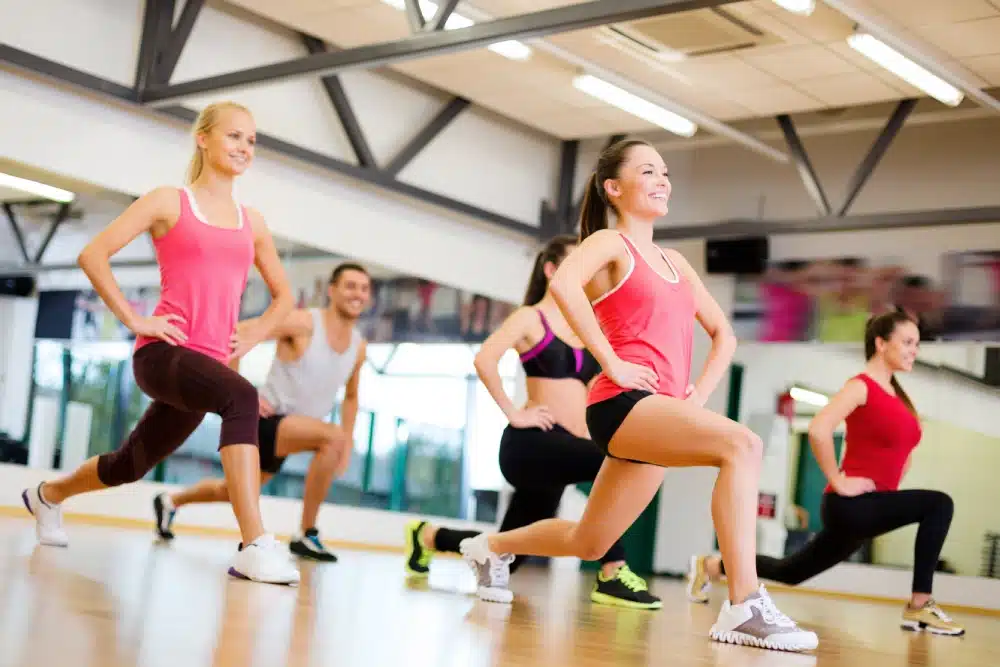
[653,206,1000,241]
[383,97,471,177]
[775,114,830,216]
[140,0,740,106]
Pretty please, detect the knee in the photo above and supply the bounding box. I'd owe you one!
[218,377,259,447]
[931,491,954,520]
[571,526,615,562]
[720,427,764,467]
[97,450,149,487]
[320,425,350,452]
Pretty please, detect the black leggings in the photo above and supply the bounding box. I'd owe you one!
[97,342,259,487]
[721,490,954,594]
[434,424,626,572]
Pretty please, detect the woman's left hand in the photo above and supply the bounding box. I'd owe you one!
[229,321,267,361]
[684,384,705,407]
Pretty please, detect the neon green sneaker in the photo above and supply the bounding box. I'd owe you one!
[404,520,434,577]
[590,564,662,610]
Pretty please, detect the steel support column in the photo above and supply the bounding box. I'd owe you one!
[154,0,206,84]
[0,46,538,239]
[383,97,471,176]
[554,140,579,235]
[33,203,71,264]
[140,0,739,105]
[653,206,1000,241]
[838,98,917,216]
[776,114,831,216]
[404,0,426,32]
[302,35,378,169]
[2,204,31,264]
[426,0,461,32]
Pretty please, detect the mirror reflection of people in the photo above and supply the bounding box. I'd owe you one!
[687,312,964,637]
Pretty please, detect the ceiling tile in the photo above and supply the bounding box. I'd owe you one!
[962,53,1000,85]
[794,71,906,106]
[913,16,1000,58]
[667,54,781,90]
[740,44,859,82]
[725,84,825,114]
[865,0,998,28]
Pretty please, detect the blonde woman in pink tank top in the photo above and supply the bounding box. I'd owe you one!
[21,102,300,586]
[459,140,817,653]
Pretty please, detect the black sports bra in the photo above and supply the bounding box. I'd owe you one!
[519,309,600,384]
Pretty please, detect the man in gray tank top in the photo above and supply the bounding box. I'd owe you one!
[153,263,371,562]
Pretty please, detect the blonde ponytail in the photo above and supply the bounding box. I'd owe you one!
[186,101,253,184]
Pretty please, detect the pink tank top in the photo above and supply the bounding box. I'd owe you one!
[587,233,696,405]
[135,188,255,363]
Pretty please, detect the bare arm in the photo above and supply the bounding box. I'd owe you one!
[473,306,536,419]
[230,209,295,359]
[339,339,367,436]
[807,378,873,495]
[240,308,313,342]
[549,230,658,393]
[77,187,184,340]
[667,248,737,404]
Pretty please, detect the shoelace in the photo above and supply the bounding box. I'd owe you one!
[615,565,649,592]
[925,600,953,622]
[757,589,796,628]
[489,554,514,588]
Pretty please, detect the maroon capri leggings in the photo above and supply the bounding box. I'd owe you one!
[96,341,260,487]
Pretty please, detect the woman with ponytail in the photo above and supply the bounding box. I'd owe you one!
[21,102,300,585]
[460,139,819,653]
[688,310,963,636]
[403,233,661,610]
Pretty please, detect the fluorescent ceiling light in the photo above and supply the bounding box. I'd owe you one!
[847,33,964,107]
[380,0,532,61]
[572,74,697,137]
[771,0,816,15]
[789,386,829,407]
[0,172,75,203]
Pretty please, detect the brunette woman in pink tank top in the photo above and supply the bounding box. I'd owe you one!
[688,311,963,636]
[21,102,300,585]
[460,140,817,652]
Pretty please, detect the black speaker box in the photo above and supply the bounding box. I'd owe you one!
[705,237,769,275]
[0,275,35,297]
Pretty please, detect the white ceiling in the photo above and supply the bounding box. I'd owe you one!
[222,0,1000,138]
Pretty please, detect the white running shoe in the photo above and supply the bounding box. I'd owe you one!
[21,483,69,547]
[228,534,300,585]
[710,585,818,652]
[459,534,515,604]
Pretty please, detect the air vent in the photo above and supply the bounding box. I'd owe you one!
[604,7,779,59]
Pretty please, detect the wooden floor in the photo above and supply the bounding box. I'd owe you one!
[0,517,994,667]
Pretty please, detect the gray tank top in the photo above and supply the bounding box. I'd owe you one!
[260,309,363,420]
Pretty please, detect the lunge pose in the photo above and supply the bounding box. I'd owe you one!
[404,235,660,609]
[687,311,963,636]
[21,102,300,584]
[155,262,370,563]
[457,139,817,652]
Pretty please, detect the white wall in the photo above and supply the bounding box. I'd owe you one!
[0,0,567,304]
[0,297,38,440]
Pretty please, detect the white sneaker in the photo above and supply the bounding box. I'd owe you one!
[228,534,300,585]
[710,585,818,652]
[21,483,69,547]
[459,534,515,604]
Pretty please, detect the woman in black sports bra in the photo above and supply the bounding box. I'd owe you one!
[402,235,660,609]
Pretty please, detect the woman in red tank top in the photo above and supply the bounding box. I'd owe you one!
[21,102,300,585]
[688,311,963,636]
[458,140,817,653]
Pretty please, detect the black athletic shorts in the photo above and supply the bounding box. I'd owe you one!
[258,414,287,474]
[585,389,652,464]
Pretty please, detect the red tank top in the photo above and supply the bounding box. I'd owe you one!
[587,233,695,405]
[135,187,255,363]
[829,373,921,493]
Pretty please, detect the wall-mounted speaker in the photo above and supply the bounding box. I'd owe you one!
[705,237,769,275]
[0,275,35,297]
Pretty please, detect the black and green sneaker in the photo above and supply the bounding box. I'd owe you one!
[590,564,662,610]
[404,520,434,577]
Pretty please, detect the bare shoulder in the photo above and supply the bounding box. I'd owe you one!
[143,185,182,219]
[244,206,269,234]
[842,376,869,404]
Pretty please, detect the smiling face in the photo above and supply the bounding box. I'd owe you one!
[876,319,921,372]
[328,268,372,319]
[196,106,256,178]
[602,143,672,220]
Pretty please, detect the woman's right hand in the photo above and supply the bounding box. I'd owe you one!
[130,314,187,346]
[508,405,556,431]
[606,357,659,394]
[832,474,876,497]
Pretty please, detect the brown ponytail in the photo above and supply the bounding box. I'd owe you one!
[522,234,577,305]
[864,311,918,415]
[578,138,653,242]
